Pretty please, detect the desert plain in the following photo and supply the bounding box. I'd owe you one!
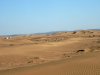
[0,30,100,75]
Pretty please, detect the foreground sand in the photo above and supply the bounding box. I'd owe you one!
[0,30,100,75]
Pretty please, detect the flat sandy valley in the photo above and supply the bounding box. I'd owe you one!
[0,30,100,75]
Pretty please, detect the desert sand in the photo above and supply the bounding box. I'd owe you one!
[0,30,100,75]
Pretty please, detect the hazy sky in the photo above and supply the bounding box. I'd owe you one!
[0,0,100,35]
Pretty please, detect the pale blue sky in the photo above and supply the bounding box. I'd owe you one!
[0,0,100,35]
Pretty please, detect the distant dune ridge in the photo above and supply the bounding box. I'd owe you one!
[0,30,100,75]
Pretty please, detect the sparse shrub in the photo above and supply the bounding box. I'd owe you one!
[76,50,85,53]
[9,44,14,46]
[33,56,39,59]
[72,32,77,34]
[27,60,33,63]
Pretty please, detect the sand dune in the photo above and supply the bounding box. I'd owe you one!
[0,30,100,75]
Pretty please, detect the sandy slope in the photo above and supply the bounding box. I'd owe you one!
[0,30,100,75]
[0,52,100,75]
